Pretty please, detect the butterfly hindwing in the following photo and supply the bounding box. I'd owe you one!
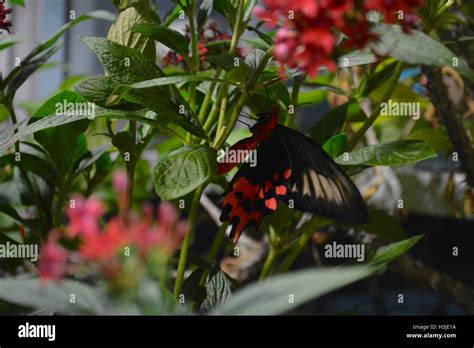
[275,125,368,224]
[220,133,292,243]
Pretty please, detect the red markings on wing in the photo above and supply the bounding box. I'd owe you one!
[221,177,264,244]
[276,185,287,195]
[220,168,293,244]
[265,198,277,210]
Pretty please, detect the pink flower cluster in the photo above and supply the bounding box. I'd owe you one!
[38,171,189,282]
[0,0,12,33]
[255,0,424,76]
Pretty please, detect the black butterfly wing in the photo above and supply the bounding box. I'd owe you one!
[275,124,368,224]
[220,133,292,243]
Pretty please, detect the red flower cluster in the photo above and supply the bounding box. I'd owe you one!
[0,0,12,33]
[255,0,424,76]
[38,171,189,282]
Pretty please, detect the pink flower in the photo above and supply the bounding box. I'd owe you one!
[66,195,104,238]
[256,0,424,76]
[38,231,68,281]
[133,202,189,256]
[79,217,130,261]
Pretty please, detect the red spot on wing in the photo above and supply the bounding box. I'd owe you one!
[265,198,277,210]
[283,168,292,179]
[276,185,287,195]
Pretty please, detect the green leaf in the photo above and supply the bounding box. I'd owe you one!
[153,145,217,200]
[338,49,377,67]
[303,81,347,95]
[323,133,347,158]
[82,37,206,138]
[206,54,242,71]
[81,36,163,84]
[213,0,238,28]
[357,59,399,98]
[0,35,22,51]
[76,143,112,173]
[0,152,59,185]
[372,24,474,82]
[368,235,424,266]
[8,0,25,6]
[132,23,189,58]
[128,75,238,89]
[107,6,156,60]
[201,270,232,313]
[182,268,207,303]
[6,45,61,98]
[0,107,168,156]
[311,102,350,144]
[335,140,437,166]
[0,278,106,314]
[0,203,24,224]
[75,76,124,107]
[245,48,266,71]
[212,266,374,315]
[32,91,90,176]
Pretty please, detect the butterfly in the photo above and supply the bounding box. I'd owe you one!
[218,109,368,244]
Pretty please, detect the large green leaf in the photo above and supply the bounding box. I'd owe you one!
[132,23,189,58]
[372,24,474,82]
[0,278,106,314]
[212,266,374,315]
[153,145,217,200]
[335,140,437,166]
[82,37,206,138]
[107,6,156,60]
[32,91,90,177]
[81,36,163,84]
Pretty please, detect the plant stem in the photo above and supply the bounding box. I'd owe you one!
[347,62,403,151]
[259,246,277,280]
[127,120,137,209]
[206,0,244,140]
[173,184,204,298]
[6,102,49,229]
[197,67,222,125]
[276,218,320,273]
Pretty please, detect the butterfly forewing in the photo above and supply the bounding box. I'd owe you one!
[275,125,369,224]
